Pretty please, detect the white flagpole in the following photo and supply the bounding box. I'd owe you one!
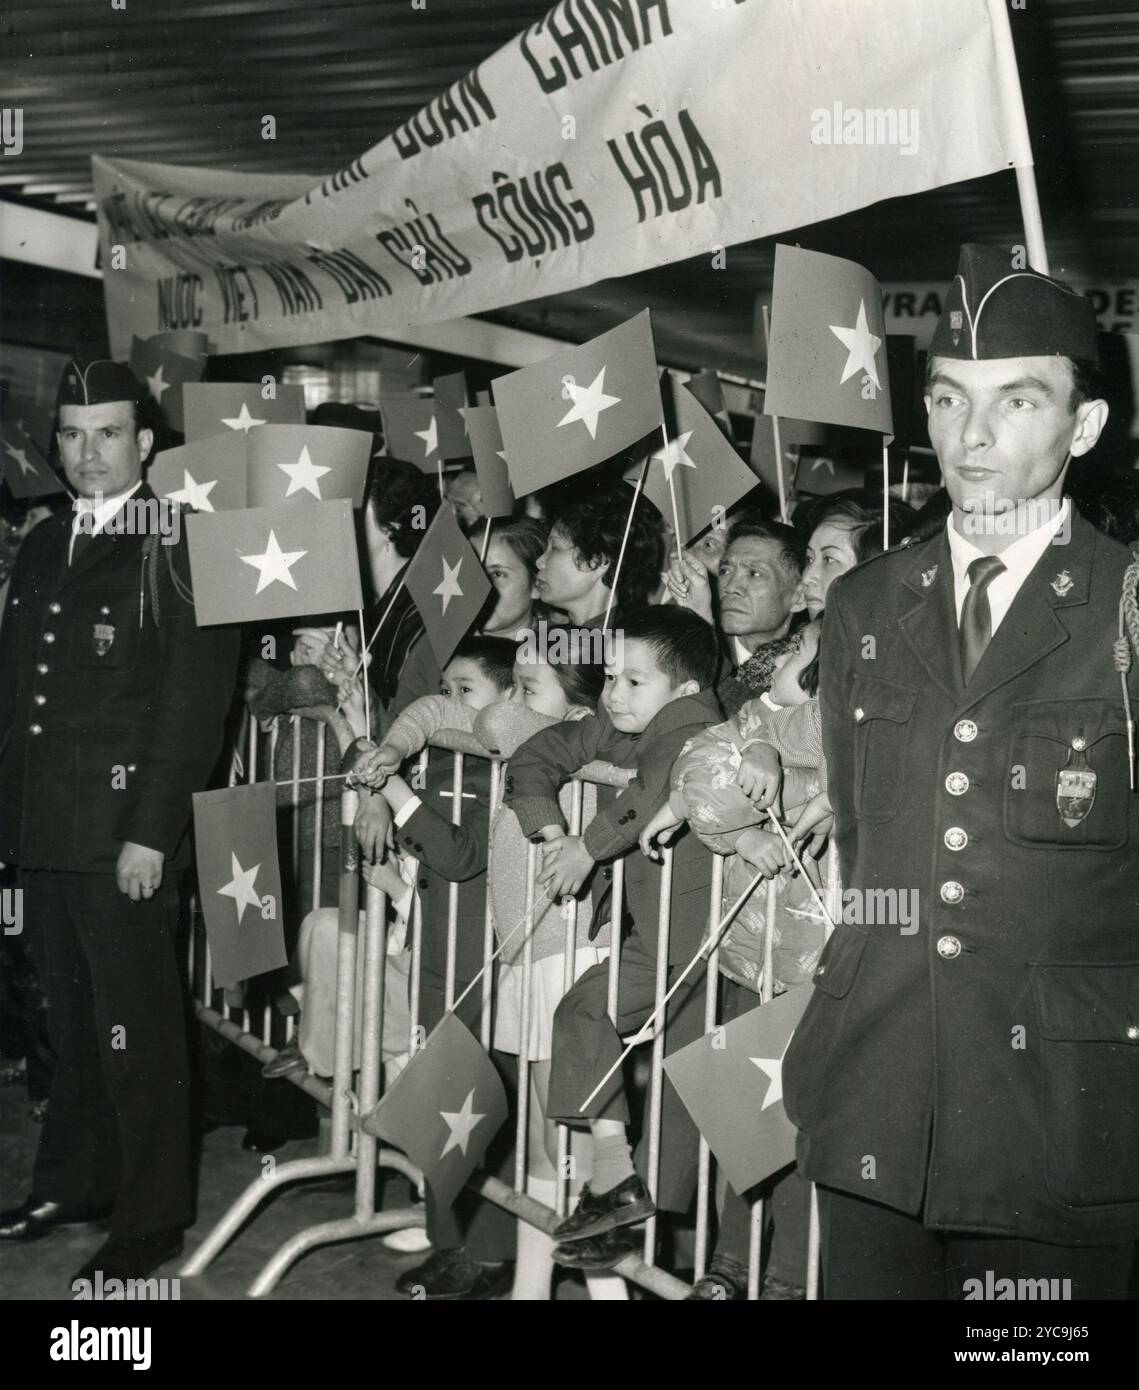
[479,515,492,564]
[882,440,890,551]
[604,454,649,631]
[762,304,790,523]
[661,425,685,570]
[986,0,1049,273]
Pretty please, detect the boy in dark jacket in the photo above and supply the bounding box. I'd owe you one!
[504,607,722,1270]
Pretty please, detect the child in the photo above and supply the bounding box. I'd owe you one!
[357,643,630,1299]
[642,617,829,1300]
[355,635,519,1302]
[504,606,722,1271]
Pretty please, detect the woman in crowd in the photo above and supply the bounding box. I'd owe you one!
[479,516,547,639]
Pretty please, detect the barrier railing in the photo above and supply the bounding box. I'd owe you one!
[184,709,837,1300]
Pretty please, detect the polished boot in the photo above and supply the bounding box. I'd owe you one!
[0,1195,111,1241]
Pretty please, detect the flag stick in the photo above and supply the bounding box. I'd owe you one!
[357,608,371,734]
[479,515,492,564]
[986,0,1049,273]
[901,449,910,503]
[762,303,790,524]
[603,453,649,631]
[661,424,685,570]
[437,458,445,501]
[882,440,890,551]
[341,571,406,707]
[449,880,553,1016]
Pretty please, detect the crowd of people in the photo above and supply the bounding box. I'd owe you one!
[2,245,1137,1301]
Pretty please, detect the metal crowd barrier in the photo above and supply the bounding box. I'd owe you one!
[183,709,839,1300]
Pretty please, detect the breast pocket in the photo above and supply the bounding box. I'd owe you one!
[850,675,916,821]
[70,589,140,672]
[1032,962,1139,1208]
[1004,698,1129,849]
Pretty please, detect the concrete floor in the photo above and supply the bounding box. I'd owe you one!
[0,1082,593,1301]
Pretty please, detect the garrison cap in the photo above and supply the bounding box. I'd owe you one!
[930,244,1099,367]
[56,359,146,411]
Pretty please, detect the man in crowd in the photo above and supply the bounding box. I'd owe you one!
[785,244,1139,1297]
[0,361,239,1281]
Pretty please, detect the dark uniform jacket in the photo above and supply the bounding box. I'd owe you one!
[0,490,240,872]
[784,512,1139,1245]
[505,690,723,963]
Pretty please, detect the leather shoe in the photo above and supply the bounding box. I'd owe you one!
[0,1195,110,1241]
[71,1228,184,1285]
[241,1129,288,1153]
[394,1248,513,1301]
[552,1175,655,1243]
[552,1229,637,1271]
[261,1041,306,1079]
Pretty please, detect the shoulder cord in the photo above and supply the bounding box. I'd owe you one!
[138,520,196,629]
[1112,550,1139,790]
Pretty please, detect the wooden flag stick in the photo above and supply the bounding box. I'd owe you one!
[479,515,492,564]
[339,572,407,711]
[762,303,790,524]
[901,449,910,503]
[437,458,445,502]
[662,428,685,570]
[882,439,890,551]
[356,608,371,735]
[603,453,650,630]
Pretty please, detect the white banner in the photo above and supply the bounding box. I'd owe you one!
[94,0,1023,359]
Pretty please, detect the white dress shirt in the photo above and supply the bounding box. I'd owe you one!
[70,480,143,564]
[945,498,1071,635]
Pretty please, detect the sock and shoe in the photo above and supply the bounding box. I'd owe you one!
[511,1177,629,1300]
[552,1135,654,1250]
[394,1244,513,1301]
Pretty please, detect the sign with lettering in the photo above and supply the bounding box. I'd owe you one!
[885,281,1139,346]
[94,0,1020,357]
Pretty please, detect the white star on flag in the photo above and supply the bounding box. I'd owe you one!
[216,852,262,925]
[222,402,268,433]
[433,555,464,614]
[167,469,217,511]
[3,441,35,476]
[650,429,696,482]
[439,1088,487,1159]
[750,1033,795,1111]
[414,414,439,459]
[557,367,620,440]
[810,457,835,476]
[146,364,170,404]
[240,530,307,594]
[829,299,882,388]
[278,445,331,499]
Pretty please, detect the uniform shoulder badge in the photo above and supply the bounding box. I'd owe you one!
[921,564,938,588]
[92,621,115,656]
[1051,570,1074,598]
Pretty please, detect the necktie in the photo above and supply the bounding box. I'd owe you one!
[960,555,1006,683]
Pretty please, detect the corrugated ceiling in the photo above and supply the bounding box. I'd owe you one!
[1,0,1137,371]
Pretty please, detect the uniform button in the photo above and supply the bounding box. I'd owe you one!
[126,764,137,773]
[945,771,969,796]
[36,663,48,675]
[940,880,965,905]
[944,826,968,852]
[42,632,55,644]
[954,720,977,743]
[936,934,962,960]
[853,707,865,722]
[48,601,61,615]
[29,723,42,736]
[1127,1025,1139,1041]
[1071,736,1087,752]
[815,965,826,978]
[33,694,46,707]
[418,877,429,890]
[100,605,111,616]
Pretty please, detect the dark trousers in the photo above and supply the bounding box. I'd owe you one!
[23,868,193,1239]
[546,929,706,1214]
[820,1186,1135,1300]
[419,968,517,1263]
[715,979,811,1285]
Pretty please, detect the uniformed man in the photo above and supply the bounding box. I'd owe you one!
[0,361,239,1281]
[784,244,1139,1298]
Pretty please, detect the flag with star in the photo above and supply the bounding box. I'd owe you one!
[432,371,471,459]
[403,504,492,668]
[148,434,248,512]
[380,395,441,474]
[685,370,732,440]
[182,383,306,444]
[246,424,370,509]
[635,374,756,546]
[764,245,894,437]
[361,1013,507,1210]
[149,330,210,362]
[747,408,829,499]
[192,781,286,989]
[0,413,64,499]
[460,405,514,517]
[129,335,205,433]
[492,310,663,496]
[185,499,363,625]
[662,986,813,1194]
[795,450,868,497]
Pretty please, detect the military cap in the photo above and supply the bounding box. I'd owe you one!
[56,358,146,411]
[930,244,1099,367]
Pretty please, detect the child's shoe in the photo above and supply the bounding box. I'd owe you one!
[551,1228,637,1271]
[552,1176,654,1242]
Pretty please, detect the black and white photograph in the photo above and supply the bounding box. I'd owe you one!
[0,0,1136,1359]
